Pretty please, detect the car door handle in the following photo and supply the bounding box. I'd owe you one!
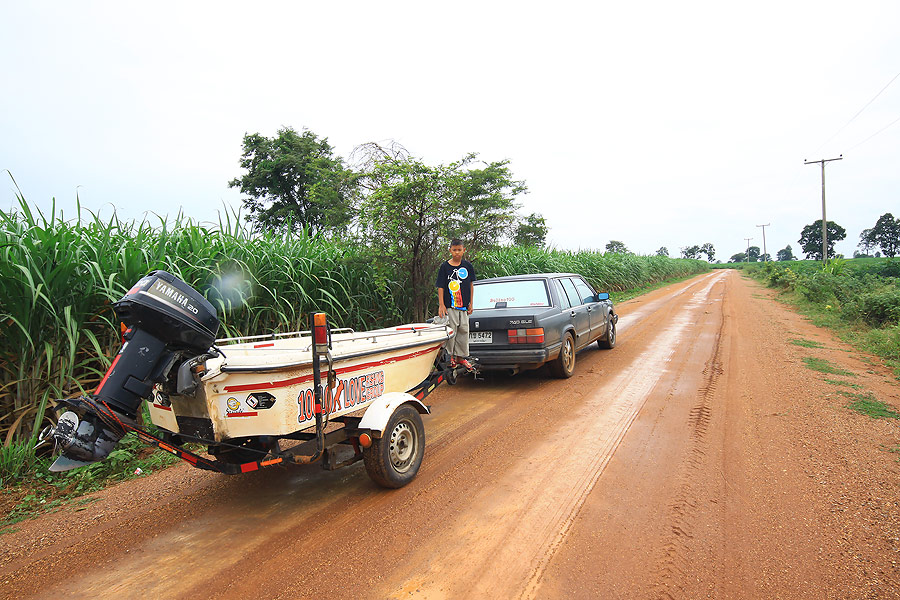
[570,310,576,317]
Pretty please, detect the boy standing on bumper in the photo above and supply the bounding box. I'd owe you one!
[436,239,476,371]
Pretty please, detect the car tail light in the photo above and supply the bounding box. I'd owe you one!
[507,328,544,344]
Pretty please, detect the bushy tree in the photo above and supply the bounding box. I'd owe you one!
[656,246,669,257]
[229,127,356,235]
[798,220,846,260]
[513,213,548,247]
[700,242,715,262]
[354,142,525,320]
[858,228,877,257]
[871,212,900,258]
[747,246,761,262]
[776,245,795,261]
[729,252,747,263]
[606,240,629,254]
[681,245,701,259]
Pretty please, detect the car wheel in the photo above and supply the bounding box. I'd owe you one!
[549,332,575,378]
[598,316,616,349]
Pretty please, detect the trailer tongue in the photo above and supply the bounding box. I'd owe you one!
[38,270,453,488]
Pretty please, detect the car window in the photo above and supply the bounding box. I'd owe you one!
[553,279,571,309]
[473,280,550,309]
[559,278,581,307]
[573,278,596,304]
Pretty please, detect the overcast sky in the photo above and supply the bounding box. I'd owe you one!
[2,1,898,260]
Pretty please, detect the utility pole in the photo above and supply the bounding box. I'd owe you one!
[804,155,842,263]
[756,223,770,262]
[744,237,753,263]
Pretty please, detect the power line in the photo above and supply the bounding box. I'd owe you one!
[848,113,900,151]
[810,68,900,155]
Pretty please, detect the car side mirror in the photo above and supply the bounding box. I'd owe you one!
[596,292,610,301]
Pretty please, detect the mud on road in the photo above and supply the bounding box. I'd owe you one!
[2,271,899,599]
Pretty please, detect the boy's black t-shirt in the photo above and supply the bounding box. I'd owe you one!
[435,259,476,310]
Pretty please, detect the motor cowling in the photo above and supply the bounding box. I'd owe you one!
[45,271,220,471]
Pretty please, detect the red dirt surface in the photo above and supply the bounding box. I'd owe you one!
[1,271,898,599]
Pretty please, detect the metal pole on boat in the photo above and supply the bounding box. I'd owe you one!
[311,312,330,455]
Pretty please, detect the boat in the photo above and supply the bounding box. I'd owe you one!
[147,322,452,442]
[40,270,454,488]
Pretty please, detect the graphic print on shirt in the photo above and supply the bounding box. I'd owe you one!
[448,267,468,308]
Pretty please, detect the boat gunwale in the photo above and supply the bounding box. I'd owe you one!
[218,332,450,374]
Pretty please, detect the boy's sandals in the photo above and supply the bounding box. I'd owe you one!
[458,358,475,372]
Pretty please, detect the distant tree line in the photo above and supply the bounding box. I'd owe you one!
[726,212,899,263]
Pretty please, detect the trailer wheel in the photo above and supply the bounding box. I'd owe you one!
[363,404,425,488]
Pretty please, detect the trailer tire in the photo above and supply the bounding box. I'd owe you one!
[363,404,425,488]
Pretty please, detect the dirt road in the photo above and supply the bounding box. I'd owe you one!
[2,270,899,599]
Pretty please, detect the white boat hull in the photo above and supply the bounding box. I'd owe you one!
[148,324,450,441]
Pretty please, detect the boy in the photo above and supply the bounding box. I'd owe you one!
[435,239,476,371]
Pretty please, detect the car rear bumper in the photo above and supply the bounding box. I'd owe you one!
[469,342,562,370]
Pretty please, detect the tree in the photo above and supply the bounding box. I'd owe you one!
[443,155,527,254]
[656,246,669,257]
[513,213,548,247]
[776,245,795,261]
[759,252,772,262]
[858,227,877,257]
[606,240,629,254]
[699,242,716,262]
[681,245,701,259]
[229,127,356,235]
[355,143,525,321]
[729,252,747,263]
[747,246,761,262]
[798,220,846,260]
[870,212,900,258]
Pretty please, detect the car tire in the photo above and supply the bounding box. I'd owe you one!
[598,315,616,349]
[549,332,576,378]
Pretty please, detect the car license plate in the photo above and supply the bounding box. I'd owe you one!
[469,331,492,344]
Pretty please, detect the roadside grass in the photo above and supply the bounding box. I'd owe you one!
[1,432,182,535]
[824,378,863,389]
[835,390,900,419]
[883,445,900,461]
[802,357,856,377]
[791,338,825,348]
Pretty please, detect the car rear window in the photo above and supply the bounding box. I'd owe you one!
[473,280,550,309]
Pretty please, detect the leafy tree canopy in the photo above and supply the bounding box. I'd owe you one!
[776,245,795,261]
[747,246,761,262]
[656,246,669,257]
[229,127,356,235]
[606,240,629,254]
[729,252,746,263]
[798,220,846,260]
[681,245,701,259]
[514,213,548,247]
[354,142,526,321]
[870,212,900,258]
[700,242,715,262]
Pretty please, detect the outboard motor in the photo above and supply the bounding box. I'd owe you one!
[42,270,219,471]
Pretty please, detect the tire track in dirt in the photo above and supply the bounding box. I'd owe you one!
[651,275,727,599]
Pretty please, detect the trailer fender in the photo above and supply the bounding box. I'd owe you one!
[358,392,430,438]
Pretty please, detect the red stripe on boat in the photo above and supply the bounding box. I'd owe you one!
[152,404,172,411]
[223,343,443,393]
[254,342,275,348]
[225,412,258,418]
[95,353,123,394]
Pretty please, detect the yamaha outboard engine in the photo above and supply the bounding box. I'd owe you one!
[42,270,219,471]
